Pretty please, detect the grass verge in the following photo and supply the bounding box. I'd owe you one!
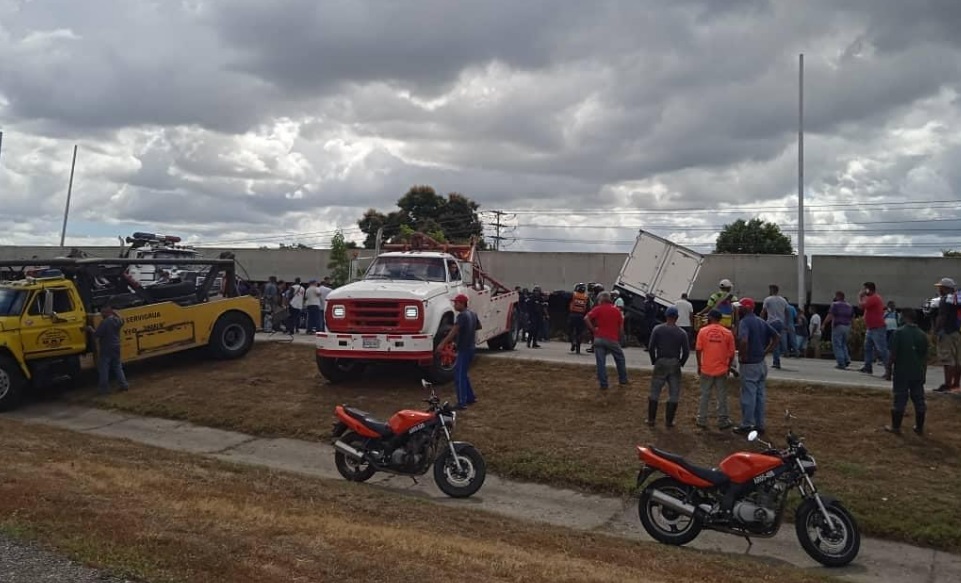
[64,342,961,553]
[0,419,836,583]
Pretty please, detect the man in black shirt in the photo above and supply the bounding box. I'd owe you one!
[87,303,129,394]
[437,294,479,409]
[933,277,960,392]
[647,307,691,428]
[525,286,547,348]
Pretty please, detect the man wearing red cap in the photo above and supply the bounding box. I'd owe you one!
[733,298,780,435]
[437,294,479,409]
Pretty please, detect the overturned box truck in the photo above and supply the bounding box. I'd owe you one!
[612,229,704,344]
[315,234,521,384]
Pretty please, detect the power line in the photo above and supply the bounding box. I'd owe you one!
[506,198,961,215]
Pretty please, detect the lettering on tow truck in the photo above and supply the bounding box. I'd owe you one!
[125,311,163,323]
[38,328,69,348]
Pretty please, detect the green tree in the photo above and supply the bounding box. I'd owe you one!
[278,242,313,249]
[942,249,961,258]
[328,231,353,286]
[714,218,794,254]
[357,185,486,249]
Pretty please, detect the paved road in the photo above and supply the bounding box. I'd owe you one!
[265,332,952,392]
[7,403,960,583]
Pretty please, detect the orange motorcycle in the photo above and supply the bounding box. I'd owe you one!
[331,380,486,498]
[635,411,860,567]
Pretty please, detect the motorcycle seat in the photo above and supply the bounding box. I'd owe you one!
[343,407,393,437]
[650,446,729,486]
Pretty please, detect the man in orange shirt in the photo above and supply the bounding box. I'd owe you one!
[695,310,737,430]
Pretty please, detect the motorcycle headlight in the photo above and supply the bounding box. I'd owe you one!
[404,305,419,319]
[331,305,346,319]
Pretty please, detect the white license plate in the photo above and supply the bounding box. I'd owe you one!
[362,338,380,349]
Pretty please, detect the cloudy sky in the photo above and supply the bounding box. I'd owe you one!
[1,0,960,255]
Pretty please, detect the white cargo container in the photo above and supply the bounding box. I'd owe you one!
[614,229,704,308]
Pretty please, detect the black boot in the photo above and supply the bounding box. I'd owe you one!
[666,402,678,428]
[913,410,925,435]
[646,399,658,426]
[884,409,904,434]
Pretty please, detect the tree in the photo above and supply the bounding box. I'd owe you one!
[714,218,794,254]
[328,231,353,287]
[279,242,313,249]
[942,249,961,258]
[357,185,486,249]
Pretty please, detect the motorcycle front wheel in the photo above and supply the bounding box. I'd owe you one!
[334,432,377,483]
[795,499,861,567]
[638,477,703,545]
[433,444,486,498]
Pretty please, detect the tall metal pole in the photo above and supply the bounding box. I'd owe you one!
[0,131,4,163]
[60,144,78,249]
[797,54,805,307]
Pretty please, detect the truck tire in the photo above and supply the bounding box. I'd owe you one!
[209,312,255,359]
[486,305,520,351]
[317,355,366,383]
[0,356,27,413]
[425,323,456,384]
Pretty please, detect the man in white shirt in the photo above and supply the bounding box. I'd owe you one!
[305,280,323,333]
[674,293,695,347]
[316,278,334,332]
[808,306,822,359]
[287,278,306,334]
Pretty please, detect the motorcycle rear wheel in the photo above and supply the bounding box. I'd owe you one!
[795,499,860,567]
[638,477,703,545]
[334,432,377,483]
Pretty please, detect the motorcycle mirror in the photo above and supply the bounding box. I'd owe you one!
[421,379,432,389]
[747,430,759,442]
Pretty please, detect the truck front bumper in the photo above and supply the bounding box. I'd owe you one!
[315,332,434,361]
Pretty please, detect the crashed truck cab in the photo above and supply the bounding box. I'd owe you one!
[316,234,520,385]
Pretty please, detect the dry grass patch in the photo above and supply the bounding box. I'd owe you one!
[0,420,833,583]
[64,342,961,553]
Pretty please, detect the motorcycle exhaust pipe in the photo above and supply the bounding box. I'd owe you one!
[649,489,698,517]
[333,440,365,461]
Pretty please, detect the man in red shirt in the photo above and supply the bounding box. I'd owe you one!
[585,291,628,390]
[859,281,890,379]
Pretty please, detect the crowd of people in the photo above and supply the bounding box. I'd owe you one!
[513,276,961,438]
[252,276,336,334]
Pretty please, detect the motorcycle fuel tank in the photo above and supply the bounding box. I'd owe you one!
[718,452,784,484]
[388,409,435,434]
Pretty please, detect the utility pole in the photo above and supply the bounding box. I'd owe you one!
[797,53,806,307]
[60,145,78,249]
[492,210,504,251]
[0,131,4,164]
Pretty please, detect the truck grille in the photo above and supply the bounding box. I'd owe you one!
[327,300,423,333]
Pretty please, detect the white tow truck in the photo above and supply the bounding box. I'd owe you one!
[316,234,520,384]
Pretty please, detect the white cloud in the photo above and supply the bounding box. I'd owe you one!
[0,0,960,256]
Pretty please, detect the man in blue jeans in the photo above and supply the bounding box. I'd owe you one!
[585,291,629,392]
[761,285,789,369]
[824,291,854,369]
[732,298,780,435]
[87,302,129,395]
[437,294,478,409]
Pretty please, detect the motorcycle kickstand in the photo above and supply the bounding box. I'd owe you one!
[410,476,419,486]
[742,535,753,549]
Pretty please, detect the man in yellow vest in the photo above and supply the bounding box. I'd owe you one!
[699,279,739,330]
[568,283,591,354]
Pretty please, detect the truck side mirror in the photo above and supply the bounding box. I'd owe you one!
[42,289,55,317]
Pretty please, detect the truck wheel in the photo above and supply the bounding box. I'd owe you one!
[317,355,367,383]
[209,312,255,359]
[0,356,27,412]
[425,324,457,384]
[486,305,520,351]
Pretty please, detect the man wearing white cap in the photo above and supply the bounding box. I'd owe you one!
[933,277,960,392]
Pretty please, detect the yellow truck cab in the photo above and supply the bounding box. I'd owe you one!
[0,257,260,411]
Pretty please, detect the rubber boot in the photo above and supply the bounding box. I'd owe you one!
[913,410,925,436]
[665,402,678,428]
[646,399,658,427]
[883,409,904,435]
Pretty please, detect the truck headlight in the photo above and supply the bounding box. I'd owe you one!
[404,305,419,319]
[331,305,346,319]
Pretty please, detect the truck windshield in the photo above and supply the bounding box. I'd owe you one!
[0,288,26,316]
[365,257,447,282]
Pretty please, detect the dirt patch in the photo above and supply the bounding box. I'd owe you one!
[63,342,961,553]
[0,420,832,583]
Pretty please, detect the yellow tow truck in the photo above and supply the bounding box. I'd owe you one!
[0,256,260,411]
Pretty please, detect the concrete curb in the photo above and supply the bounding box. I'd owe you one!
[5,403,959,583]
